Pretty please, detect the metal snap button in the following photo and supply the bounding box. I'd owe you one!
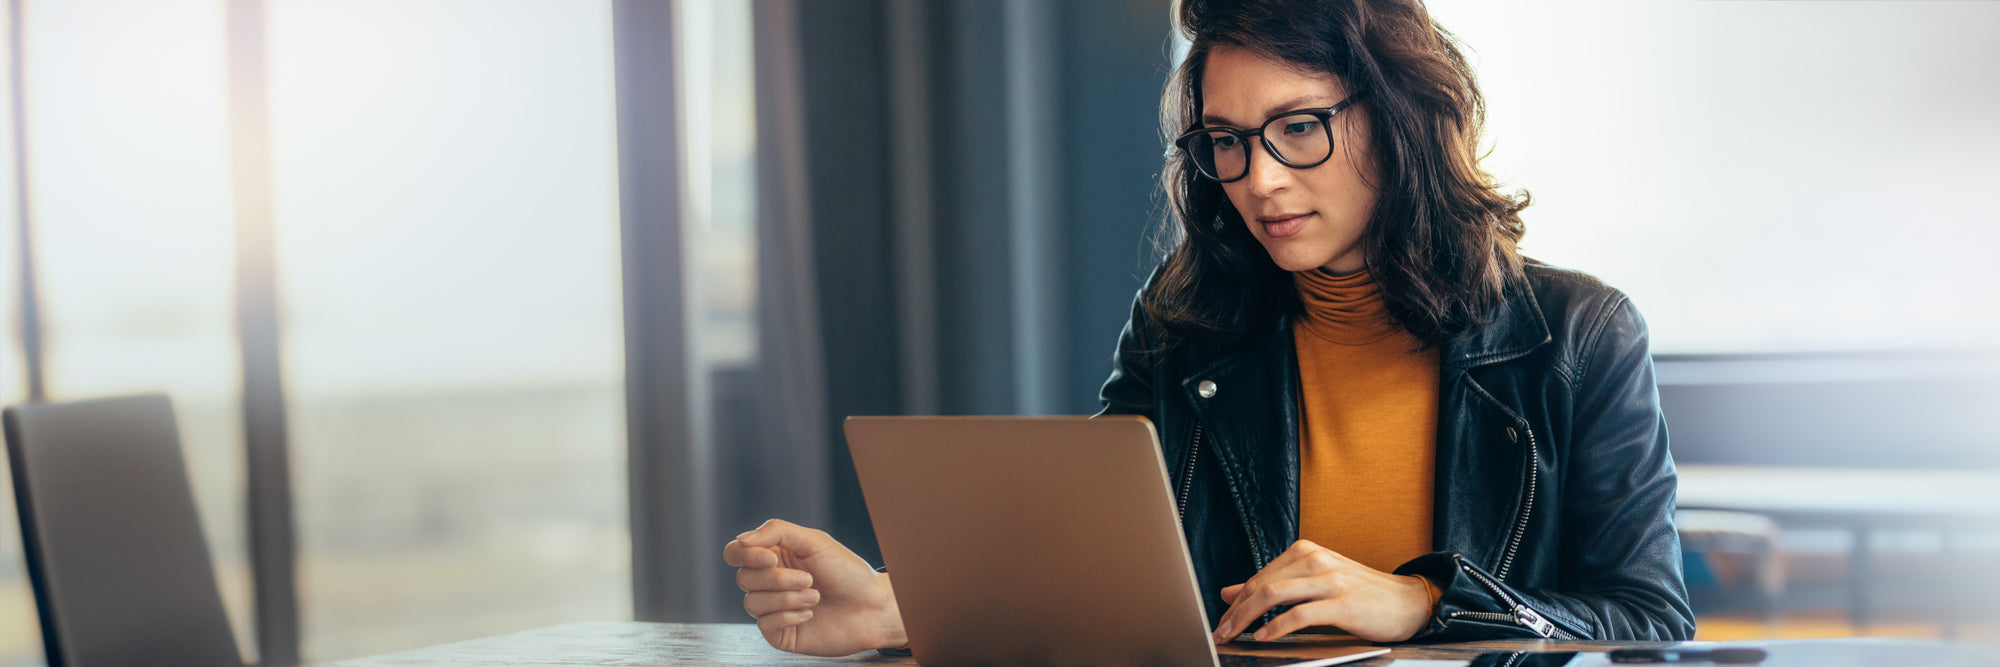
[1197,380,1217,399]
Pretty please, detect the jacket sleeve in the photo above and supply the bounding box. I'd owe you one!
[1396,296,1697,641]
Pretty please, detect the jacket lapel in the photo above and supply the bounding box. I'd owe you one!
[1433,274,1554,571]
[1181,317,1300,565]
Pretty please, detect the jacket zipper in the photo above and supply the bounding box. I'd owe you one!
[1451,559,1575,639]
[1497,421,1537,581]
[1177,422,1204,522]
[1450,421,1575,641]
[1175,419,1267,570]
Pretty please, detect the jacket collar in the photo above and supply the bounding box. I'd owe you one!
[1186,268,1552,376]
[1440,271,1551,369]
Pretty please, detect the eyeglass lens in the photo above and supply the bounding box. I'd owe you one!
[1188,112,1332,182]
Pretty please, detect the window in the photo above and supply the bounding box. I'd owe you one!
[0,10,30,650]
[1425,1,2000,354]
[21,1,254,662]
[680,0,759,368]
[265,0,628,660]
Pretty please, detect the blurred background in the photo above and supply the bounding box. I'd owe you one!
[0,0,1995,664]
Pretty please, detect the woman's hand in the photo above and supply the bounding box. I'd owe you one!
[722,519,908,656]
[1211,540,1432,644]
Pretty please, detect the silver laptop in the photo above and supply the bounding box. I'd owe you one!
[845,415,1390,667]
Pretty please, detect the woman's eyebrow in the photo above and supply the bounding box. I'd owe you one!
[1201,94,1339,128]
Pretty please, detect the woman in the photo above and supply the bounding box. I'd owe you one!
[723,0,1695,655]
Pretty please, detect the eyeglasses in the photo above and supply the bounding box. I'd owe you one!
[1173,91,1365,183]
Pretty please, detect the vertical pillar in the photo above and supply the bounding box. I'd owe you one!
[6,0,42,402]
[613,0,715,622]
[224,0,300,663]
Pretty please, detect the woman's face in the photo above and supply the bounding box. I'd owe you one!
[1201,45,1379,274]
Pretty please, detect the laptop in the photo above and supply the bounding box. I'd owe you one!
[845,415,1391,667]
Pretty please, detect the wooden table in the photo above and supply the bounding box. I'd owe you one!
[326,621,2000,666]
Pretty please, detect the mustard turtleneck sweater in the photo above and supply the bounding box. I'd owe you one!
[1292,268,1440,573]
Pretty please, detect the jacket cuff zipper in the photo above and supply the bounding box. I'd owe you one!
[1448,559,1573,639]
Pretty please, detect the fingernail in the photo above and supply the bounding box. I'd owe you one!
[798,574,813,588]
[736,530,759,541]
[803,589,821,604]
[800,608,813,619]
[1253,630,1267,641]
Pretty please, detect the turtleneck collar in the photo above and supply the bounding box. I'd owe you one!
[1293,267,1399,345]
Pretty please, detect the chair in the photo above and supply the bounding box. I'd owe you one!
[4,394,241,667]
[1677,508,1785,622]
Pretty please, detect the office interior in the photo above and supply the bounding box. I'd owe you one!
[1,0,1997,665]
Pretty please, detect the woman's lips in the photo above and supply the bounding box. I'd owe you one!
[1259,212,1313,239]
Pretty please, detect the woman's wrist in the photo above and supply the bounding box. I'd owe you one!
[1370,573,1434,642]
[1395,573,1440,641]
[1413,574,1441,615]
[877,572,910,650]
[879,619,909,651]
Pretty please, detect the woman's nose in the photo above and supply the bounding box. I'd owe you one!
[1243,141,1290,196]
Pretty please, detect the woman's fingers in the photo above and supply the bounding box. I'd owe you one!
[755,608,814,653]
[1240,575,1330,615]
[1214,576,1279,642]
[723,543,783,569]
[1214,541,1331,627]
[737,566,814,592]
[1214,568,1342,643]
[1252,598,1348,641]
[1215,543,1433,644]
[744,588,822,618]
[735,519,839,561]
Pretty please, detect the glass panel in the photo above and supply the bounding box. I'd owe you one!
[21,0,254,663]
[1424,1,2000,354]
[0,3,31,662]
[0,272,32,667]
[680,1,768,615]
[680,0,759,368]
[266,0,628,661]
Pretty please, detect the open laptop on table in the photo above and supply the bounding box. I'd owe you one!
[845,415,1390,667]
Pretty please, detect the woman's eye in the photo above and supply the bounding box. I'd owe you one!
[1283,120,1321,135]
[1213,135,1241,149]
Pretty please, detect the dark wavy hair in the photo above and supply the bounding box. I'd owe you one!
[1143,0,1528,349]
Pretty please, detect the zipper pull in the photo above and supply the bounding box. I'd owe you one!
[1513,604,1556,638]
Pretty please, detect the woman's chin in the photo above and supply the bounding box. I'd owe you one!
[1262,244,1335,273]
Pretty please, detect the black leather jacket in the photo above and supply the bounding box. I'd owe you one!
[1096,261,1696,641]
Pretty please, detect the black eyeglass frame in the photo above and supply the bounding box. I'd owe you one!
[1172,90,1367,184]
